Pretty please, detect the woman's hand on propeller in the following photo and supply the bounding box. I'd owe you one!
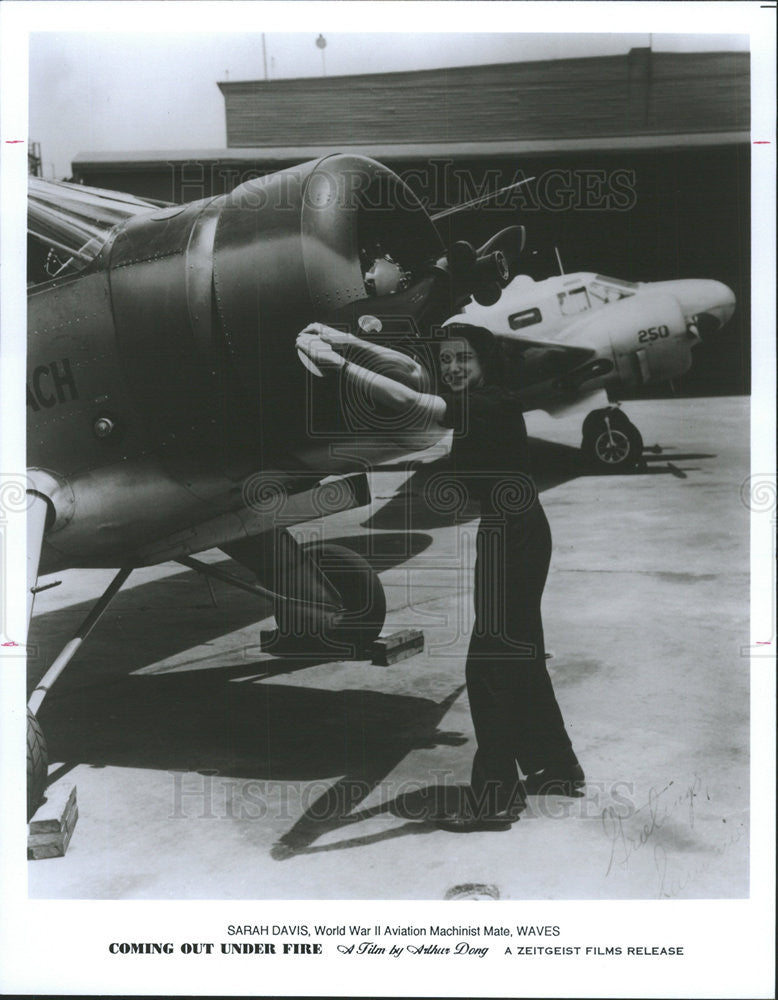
[296,331,345,375]
[299,323,356,351]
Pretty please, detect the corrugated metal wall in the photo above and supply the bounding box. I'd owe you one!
[219,51,749,148]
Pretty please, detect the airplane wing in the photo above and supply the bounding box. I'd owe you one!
[495,333,611,393]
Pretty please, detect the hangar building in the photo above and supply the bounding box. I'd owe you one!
[72,48,750,396]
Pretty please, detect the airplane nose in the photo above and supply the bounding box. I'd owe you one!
[707,280,736,327]
[650,279,737,336]
[687,280,737,335]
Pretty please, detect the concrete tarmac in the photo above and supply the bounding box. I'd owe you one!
[27,396,750,900]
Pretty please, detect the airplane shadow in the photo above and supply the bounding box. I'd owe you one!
[640,451,716,480]
[30,440,716,860]
[27,530,433,695]
[32,527,461,859]
[38,663,468,833]
[362,438,717,531]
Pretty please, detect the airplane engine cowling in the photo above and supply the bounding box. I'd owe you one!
[108,154,444,461]
[211,154,442,427]
[560,290,690,389]
[606,291,690,386]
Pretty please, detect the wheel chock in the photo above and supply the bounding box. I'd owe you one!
[371,629,424,666]
[27,783,78,860]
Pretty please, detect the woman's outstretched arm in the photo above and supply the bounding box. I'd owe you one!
[296,330,447,426]
[298,322,428,390]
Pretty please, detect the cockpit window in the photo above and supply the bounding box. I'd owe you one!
[28,178,170,286]
[589,275,638,303]
[557,286,590,316]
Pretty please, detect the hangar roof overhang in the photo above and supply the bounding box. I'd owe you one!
[73,131,749,173]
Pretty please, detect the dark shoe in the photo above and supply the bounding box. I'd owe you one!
[435,810,517,833]
[435,799,524,832]
[523,762,585,797]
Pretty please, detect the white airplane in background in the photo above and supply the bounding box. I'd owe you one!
[459,269,736,469]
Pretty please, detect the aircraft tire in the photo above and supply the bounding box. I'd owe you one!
[276,543,386,656]
[27,708,48,821]
[582,417,644,473]
[581,406,631,439]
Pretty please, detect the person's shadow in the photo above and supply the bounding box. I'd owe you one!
[270,684,468,859]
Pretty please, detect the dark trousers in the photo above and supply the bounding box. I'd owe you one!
[466,502,574,812]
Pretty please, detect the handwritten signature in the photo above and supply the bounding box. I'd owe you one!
[654,823,746,899]
[601,775,702,877]
[601,775,746,897]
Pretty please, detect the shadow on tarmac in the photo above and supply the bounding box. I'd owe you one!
[30,436,716,856]
[30,529,453,805]
[38,664,468,793]
[27,530,433,693]
[363,438,716,531]
[269,684,468,859]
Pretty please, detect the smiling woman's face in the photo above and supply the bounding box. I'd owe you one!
[439,339,485,393]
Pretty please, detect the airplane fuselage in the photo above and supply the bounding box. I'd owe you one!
[27,157,450,572]
[461,270,736,413]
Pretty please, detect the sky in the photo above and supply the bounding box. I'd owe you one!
[27,29,750,180]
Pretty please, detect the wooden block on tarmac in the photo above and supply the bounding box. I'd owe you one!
[371,629,424,666]
[29,783,76,833]
[28,783,78,860]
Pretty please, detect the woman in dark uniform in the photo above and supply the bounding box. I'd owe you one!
[296,321,583,831]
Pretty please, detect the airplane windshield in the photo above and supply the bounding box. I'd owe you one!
[28,178,170,285]
[558,286,590,315]
[589,275,638,304]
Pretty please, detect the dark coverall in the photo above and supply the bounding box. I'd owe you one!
[441,384,577,813]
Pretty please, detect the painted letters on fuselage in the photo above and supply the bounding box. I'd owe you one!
[26,358,79,411]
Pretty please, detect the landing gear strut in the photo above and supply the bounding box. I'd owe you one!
[581,406,645,473]
[26,531,386,819]
[27,566,134,819]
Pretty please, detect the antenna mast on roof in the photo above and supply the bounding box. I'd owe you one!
[316,34,327,77]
